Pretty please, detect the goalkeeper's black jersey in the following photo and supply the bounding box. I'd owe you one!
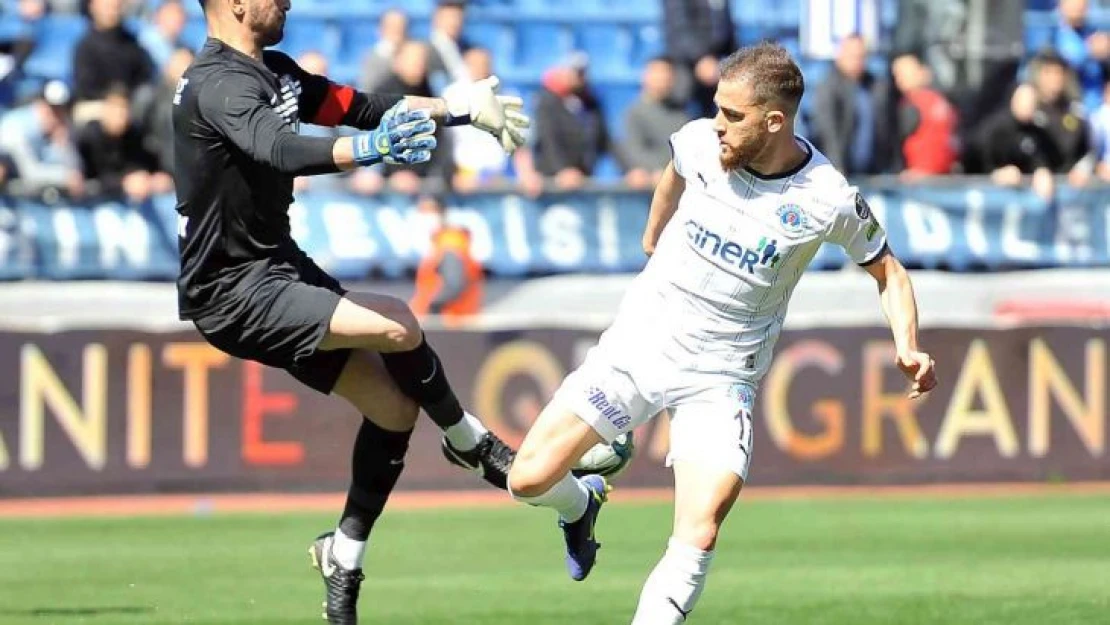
[171,37,399,319]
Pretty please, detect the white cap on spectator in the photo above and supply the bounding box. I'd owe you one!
[42,80,71,107]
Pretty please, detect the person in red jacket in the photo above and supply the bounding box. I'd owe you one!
[410,194,484,321]
[891,52,959,178]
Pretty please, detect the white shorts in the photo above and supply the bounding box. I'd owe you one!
[553,346,756,480]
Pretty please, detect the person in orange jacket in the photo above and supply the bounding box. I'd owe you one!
[410,193,484,319]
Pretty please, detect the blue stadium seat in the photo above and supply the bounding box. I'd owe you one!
[779,37,801,59]
[22,15,87,82]
[514,21,574,73]
[511,0,554,14]
[597,81,639,140]
[576,22,633,76]
[503,79,541,112]
[0,15,29,42]
[389,0,433,14]
[773,0,802,29]
[339,20,380,69]
[801,59,831,87]
[407,17,431,41]
[1023,11,1056,54]
[291,0,416,18]
[180,17,208,52]
[630,24,663,67]
[274,18,340,62]
[592,153,621,181]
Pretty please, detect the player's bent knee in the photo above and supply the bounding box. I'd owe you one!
[330,293,425,353]
[673,518,722,552]
[381,299,423,352]
[507,453,560,498]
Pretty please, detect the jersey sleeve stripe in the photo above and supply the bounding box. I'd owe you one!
[313,84,355,127]
[858,241,890,266]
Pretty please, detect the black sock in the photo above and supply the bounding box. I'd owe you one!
[338,418,412,541]
[379,337,465,430]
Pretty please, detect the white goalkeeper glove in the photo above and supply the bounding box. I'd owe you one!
[445,75,530,153]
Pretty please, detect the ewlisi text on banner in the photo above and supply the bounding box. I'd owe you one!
[1,182,1108,281]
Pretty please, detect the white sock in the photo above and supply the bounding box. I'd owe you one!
[509,471,590,522]
[443,412,488,451]
[330,527,367,570]
[631,537,715,624]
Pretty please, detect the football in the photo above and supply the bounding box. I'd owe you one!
[572,432,635,478]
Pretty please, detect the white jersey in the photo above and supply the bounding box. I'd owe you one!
[598,119,888,384]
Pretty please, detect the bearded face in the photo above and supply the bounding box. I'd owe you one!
[712,79,778,172]
[246,0,288,47]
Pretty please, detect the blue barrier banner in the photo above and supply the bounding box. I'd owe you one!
[1,182,1108,281]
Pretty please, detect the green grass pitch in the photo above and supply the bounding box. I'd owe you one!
[1,492,1108,624]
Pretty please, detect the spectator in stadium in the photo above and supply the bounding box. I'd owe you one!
[812,34,885,177]
[1089,80,1110,181]
[77,84,169,203]
[445,46,505,191]
[0,0,41,110]
[891,51,958,178]
[0,80,84,199]
[620,56,689,189]
[663,0,734,118]
[293,51,352,194]
[360,8,407,92]
[532,52,619,190]
[142,46,193,177]
[0,41,26,113]
[409,193,484,323]
[351,40,454,196]
[72,0,155,123]
[137,0,187,71]
[426,0,470,93]
[0,151,10,190]
[1029,49,1094,185]
[965,83,1058,201]
[1054,0,1110,114]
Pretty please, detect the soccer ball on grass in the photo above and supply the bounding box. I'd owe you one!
[572,432,635,479]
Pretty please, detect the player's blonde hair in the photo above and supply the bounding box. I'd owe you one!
[719,42,805,116]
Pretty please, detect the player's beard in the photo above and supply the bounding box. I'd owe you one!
[250,3,286,47]
[719,130,771,172]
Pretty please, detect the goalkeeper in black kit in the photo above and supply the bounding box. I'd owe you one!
[172,1,529,623]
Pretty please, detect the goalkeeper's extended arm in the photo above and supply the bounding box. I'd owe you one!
[333,105,438,171]
[402,76,530,154]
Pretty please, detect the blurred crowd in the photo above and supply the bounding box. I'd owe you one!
[2,0,1109,203]
[814,0,1110,202]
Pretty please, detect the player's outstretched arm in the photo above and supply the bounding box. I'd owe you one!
[281,52,527,151]
[197,75,435,176]
[334,102,438,170]
[412,76,530,154]
[862,249,937,399]
[642,161,685,256]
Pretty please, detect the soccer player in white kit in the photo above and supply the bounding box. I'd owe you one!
[507,42,938,623]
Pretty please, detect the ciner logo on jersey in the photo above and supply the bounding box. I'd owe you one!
[685,220,780,274]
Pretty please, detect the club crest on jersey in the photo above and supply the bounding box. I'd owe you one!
[685,220,780,274]
[776,204,807,232]
[730,384,755,410]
